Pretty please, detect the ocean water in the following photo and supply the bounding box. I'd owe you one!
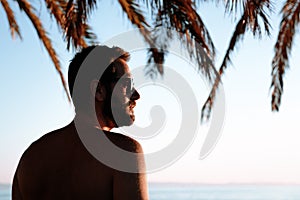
[149,183,300,200]
[1,183,300,200]
[0,185,10,200]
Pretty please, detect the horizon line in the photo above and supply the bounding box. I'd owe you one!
[1,181,300,186]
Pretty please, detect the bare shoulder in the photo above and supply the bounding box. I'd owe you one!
[107,133,148,199]
[19,123,76,165]
[14,123,77,196]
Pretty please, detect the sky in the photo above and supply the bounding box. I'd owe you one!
[1,1,300,185]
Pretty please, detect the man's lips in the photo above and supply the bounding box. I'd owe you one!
[129,101,136,109]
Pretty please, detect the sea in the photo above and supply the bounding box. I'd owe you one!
[1,183,300,200]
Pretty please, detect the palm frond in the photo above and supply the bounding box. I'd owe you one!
[16,0,70,101]
[201,0,272,122]
[118,0,151,40]
[136,0,162,18]
[76,0,97,20]
[201,14,247,122]
[118,0,150,28]
[64,4,88,49]
[149,0,217,80]
[65,0,97,20]
[62,0,97,50]
[145,47,166,78]
[118,0,166,78]
[45,0,66,27]
[1,0,22,39]
[224,0,240,14]
[271,0,300,111]
[123,0,218,81]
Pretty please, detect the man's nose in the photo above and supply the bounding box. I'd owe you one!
[130,87,140,100]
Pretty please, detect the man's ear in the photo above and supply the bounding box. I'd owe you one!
[90,79,106,101]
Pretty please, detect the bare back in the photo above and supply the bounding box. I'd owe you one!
[12,122,148,200]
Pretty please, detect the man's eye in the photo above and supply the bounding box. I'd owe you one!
[122,80,130,87]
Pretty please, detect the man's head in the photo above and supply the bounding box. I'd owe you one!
[68,45,140,130]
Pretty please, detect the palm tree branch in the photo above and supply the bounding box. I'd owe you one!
[201,15,246,122]
[271,0,300,111]
[118,0,166,78]
[201,0,272,122]
[76,0,97,20]
[16,0,71,101]
[122,0,218,81]
[1,0,22,39]
[45,0,66,28]
[60,0,98,50]
[118,0,151,41]
[224,0,240,14]
[64,0,98,50]
[153,0,217,80]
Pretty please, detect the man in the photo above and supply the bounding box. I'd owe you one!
[12,45,148,199]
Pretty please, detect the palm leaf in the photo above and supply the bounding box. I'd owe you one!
[148,0,217,81]
[1,0,22,39]
[271,0,300,111]
[120,0,218,81]
[201,0,272,122]
[63,0,97,50]
[16,0,71,101]
[118,0,167,78]
[66,0,97,20]
[118,0,151,42]
[225,0,240,14]
[76,0,97,20]
[45,0,66,27]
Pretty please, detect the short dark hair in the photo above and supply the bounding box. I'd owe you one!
[68,45,130,96]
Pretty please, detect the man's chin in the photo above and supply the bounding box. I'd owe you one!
[122,115,135,127]
[113,114,135,128]
[129,114,135,122]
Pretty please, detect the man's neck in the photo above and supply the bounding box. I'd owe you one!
[74,110,114,131]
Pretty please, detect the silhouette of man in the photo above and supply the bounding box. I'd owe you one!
[12,45,148,200]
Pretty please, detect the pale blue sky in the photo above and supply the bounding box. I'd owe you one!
[1,1,300,184]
